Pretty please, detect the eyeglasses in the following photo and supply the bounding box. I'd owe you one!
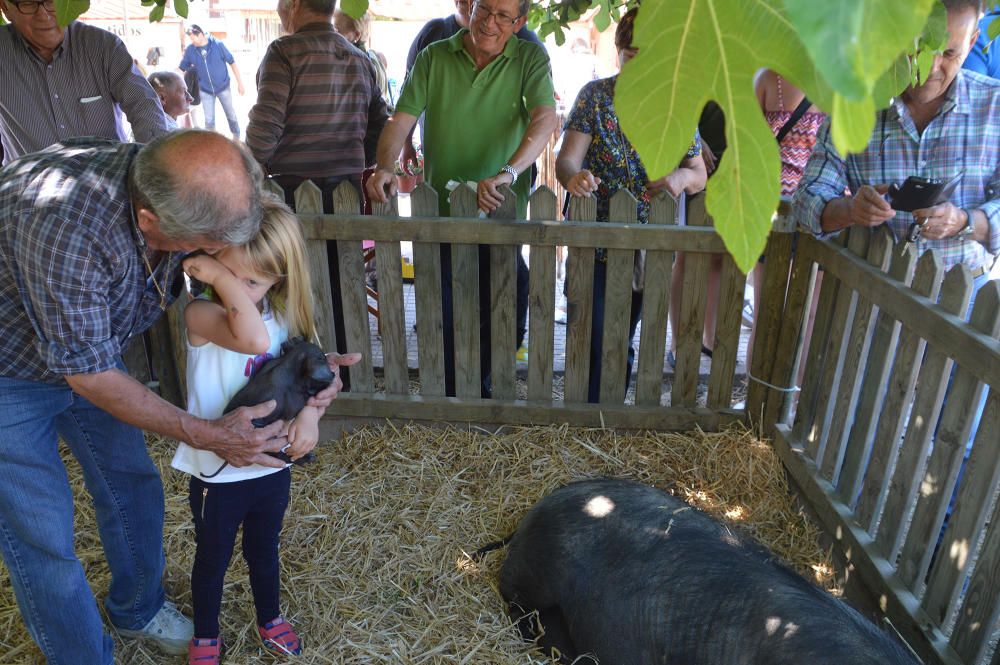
[9,0,56,15]
[471,3,521,27]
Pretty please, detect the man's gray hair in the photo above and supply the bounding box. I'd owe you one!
[147,70,182,92]
[288,0,336,15]
[517,0,530,16]
[128,131,263,245]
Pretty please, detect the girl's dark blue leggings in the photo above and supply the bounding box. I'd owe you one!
[188,469,291,637]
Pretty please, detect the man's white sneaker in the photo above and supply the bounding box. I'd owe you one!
[115,600,193,655]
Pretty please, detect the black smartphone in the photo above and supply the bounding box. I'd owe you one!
[887,172,963,212]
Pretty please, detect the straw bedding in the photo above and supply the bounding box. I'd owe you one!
[0,423,835,664]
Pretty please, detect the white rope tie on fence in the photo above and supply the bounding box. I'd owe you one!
[746,369,801,393]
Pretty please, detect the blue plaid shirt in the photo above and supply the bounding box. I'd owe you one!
[0,139,184,383]
[795,70,1000,271]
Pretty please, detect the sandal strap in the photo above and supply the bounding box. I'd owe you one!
[188,637,222,664]
[259,617,301,655]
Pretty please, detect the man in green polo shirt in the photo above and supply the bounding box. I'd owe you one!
[367,0,557,397]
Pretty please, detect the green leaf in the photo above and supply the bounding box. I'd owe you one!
[616,0,841,273]
[920,1,948,53]
[915,47,936,85]
[782,0,937,101]
[54,0,90,27]
[830,93,875,155]
[871,53,912,109]
[989,15,1000,43]
[340,0,369,20]
[593,6,611,32]
[175,0,189,19]
[148,3,164,23]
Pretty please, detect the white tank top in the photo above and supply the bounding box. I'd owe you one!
[171,298,290,483]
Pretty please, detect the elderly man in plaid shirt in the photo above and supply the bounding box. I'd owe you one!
[795,0,999,296]
[0,130,356,664]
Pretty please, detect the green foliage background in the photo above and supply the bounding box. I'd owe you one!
[2,0,966,272]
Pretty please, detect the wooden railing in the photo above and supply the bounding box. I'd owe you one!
[274,179,749,432]
[754,224,1000,665]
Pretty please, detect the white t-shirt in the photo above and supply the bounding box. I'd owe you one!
[171,298,290,483]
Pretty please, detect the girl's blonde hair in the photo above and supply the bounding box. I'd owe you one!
[241,193,317,341]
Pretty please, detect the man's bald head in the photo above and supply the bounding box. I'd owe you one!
[129,130,263,244]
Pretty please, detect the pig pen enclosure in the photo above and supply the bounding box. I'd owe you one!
[0,182,997,664]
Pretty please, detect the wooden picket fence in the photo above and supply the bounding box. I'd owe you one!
[752,224,1000,665]
[152,179,998,665]
[276,180,749,431]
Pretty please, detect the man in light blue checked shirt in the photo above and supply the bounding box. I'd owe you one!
[795,0,995,517]
[795,0,999,296]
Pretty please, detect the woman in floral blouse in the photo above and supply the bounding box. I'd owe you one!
[556,6,707,403]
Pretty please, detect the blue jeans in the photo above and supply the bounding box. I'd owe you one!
[0,373,166,665]
[200,86,239,138]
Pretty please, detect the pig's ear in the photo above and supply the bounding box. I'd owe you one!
[280,336,304,355]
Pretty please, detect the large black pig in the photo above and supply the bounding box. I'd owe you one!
[498,478,921,665]
[201,337,334,478]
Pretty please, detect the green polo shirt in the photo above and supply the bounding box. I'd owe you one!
[397,29,555,216]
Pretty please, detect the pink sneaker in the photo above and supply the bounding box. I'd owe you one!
[258,617,302,656]
[188,636,223,664]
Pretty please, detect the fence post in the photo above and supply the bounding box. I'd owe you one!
[487,184,519,400]
[371,192,408,395]
[527,187,558,402]
[295,180,339,355]
[449,185,483,398]
[599,190,638,403]
[563,196,596,403]
[409,183,446,396]
[747,199,795,429]
[673,192,712,407]
[634,192,677,406]
[331,181,374,392]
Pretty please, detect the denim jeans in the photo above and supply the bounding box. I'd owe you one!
[0,373,166,665]
[200,86,240,138]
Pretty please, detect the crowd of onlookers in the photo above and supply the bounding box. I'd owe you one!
[0,0,998,663]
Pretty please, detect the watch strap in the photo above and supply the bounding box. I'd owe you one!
[960,208,975,238]
[500,164,518,185]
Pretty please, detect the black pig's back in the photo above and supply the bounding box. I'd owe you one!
[500,478,918,665]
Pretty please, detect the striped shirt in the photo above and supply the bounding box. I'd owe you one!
[0,139,184,384]
[246,22,389,179]
[0,22,168,166]
[795,70,1000,271]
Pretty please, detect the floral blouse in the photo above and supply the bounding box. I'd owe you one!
[565,75,701,224]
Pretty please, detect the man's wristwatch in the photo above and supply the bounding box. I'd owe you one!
[958,209,976,239]
[499,164,518,185]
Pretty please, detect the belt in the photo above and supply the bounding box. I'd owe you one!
[971,264,987,279]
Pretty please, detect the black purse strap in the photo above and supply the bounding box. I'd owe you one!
[775,96,812,144]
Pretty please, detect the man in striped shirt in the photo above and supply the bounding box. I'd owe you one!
[0,0,168,166]
[246,0,388,190]
[247,0,389,386]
